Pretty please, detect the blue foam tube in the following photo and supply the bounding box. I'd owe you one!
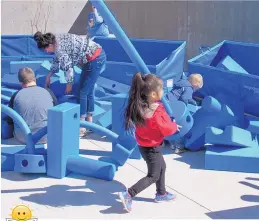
[91,0,173,117]
[67,156,116,181]
[1,104,35,154]
[32,126,47,144]
[1,95,11,102]
[80,121,118,142]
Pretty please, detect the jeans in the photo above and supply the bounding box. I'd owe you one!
[78,49,106,117]
[128,144,166,197]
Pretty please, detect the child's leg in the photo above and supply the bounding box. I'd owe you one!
[155,154,166,195]
[127,146,163,197]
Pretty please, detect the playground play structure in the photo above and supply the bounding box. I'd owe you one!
[1,0,259,180]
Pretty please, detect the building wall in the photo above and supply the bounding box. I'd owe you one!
[2,0,259,61]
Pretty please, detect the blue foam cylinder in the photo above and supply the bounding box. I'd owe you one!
[14,154,47,173]
[67,156,116,181]
[1,104,35,154]
[1,95,11,102]
[91,0,173,117]
[202,96,222,112]
[1,87,17,97]
[32,126,47,144]
[111,143,132,166]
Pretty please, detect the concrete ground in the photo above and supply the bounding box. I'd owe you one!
[2,134,259,219]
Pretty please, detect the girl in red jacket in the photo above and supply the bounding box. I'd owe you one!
[119,72,180,212]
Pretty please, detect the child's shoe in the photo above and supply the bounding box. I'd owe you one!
[118,191,132,212]
[154,192,176,203]
[175,147,188,154]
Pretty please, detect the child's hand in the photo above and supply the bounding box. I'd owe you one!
[177,124,182,132]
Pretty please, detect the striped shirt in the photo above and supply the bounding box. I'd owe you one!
[50,33,101,83]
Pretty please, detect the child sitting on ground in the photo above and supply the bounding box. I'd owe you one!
[166,73,203,154]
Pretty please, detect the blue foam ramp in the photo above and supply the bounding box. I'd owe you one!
[66,156,116,181]
[97,109,112,128]
[185,96,236,151]
[1,87,18,97]
[167,99,193,137]
[10,60,43,73]
[14,154,47,173]
[205,126,253,147]
[97,77,130,94]
[47,103,80,179]
[1,120,13,139]
[216,55,249,75]
[205,137,259,173]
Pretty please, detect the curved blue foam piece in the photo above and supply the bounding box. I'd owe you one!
[1,95,11,102]
[32,126,47,144]
[91,0,173,117]
[1,87,18,97]
[67,156,116,181]
[14,154,47,173]
[167,99,193,136]
[184,96,236,151]
[80,121,118,142]
[1,104,35,153]
[111,143,132,166]
[202,96,222,112]
[205,126,253,147]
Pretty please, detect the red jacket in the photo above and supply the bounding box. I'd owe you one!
[135,103,178,147]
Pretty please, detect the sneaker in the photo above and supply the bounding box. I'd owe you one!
[118,191,132,212]
[154,192,176,203]
[79,128,87,138]
[175,147,188,154]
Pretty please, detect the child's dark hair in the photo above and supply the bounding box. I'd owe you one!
[125,72,163,130]
[34,31,56,49]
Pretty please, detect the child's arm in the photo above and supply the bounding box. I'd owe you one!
[155,105,178,137]
[179,87,197,105]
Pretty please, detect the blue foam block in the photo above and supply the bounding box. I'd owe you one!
[111,143,133,166]
[185,96,236,151]
[245,115,259,134]
[1,74,22,89]
[97,109,112,128]
[95,100,112,111]
[1,145,46,172]
[216,55,249,75]
[1,87,18,97]
[47,103,80,178]
[10,60,43,73]
[111,94,142,161]
[205,137,259,173]
[14,154,47,173]
[205,126,253,147]
[187,104,201,114]
[1,120,13,139]
[66,156,116,181]
[95,85,106,98]
[97,77,130,94]
[167,99,193,137]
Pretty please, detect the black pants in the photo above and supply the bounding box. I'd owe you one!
[128,144,166,197]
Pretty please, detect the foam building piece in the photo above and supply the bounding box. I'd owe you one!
[14,154,47,173]
[205,137,259,173]
[1,145,46,172]
[47,102,116,180]
[1,87,18,97]
[185,96,236,151]
[97,109,112,128]
[1,120,13,139]
[216,55,249,75]
[95,85,106,98]
[244,115,259,134]
[67,156,116,181]
[111,94,142,161]
[95,100,112,111]
[92,105,106,123]
[205,126,253,147]
[166,99,194,137]
[97,77,130,94]
[187,104,201,115]
[2,74,22,89]
[10,60,43,73]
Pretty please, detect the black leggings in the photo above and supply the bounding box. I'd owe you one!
[128,144,166,197]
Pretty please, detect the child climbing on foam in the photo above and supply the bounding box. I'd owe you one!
[118,72,181,212]
[166,73,203,154]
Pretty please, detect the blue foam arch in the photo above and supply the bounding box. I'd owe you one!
[1,95,11,102]
[1,104,35,154]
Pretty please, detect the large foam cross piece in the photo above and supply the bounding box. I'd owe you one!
[90,0,173,117]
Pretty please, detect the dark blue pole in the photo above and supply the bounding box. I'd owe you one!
[90,0,173,116]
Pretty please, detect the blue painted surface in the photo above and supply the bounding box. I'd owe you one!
[205,126,253,147]
[1,120,13,139]
[47,103,80,179]
[10,60,43,73]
